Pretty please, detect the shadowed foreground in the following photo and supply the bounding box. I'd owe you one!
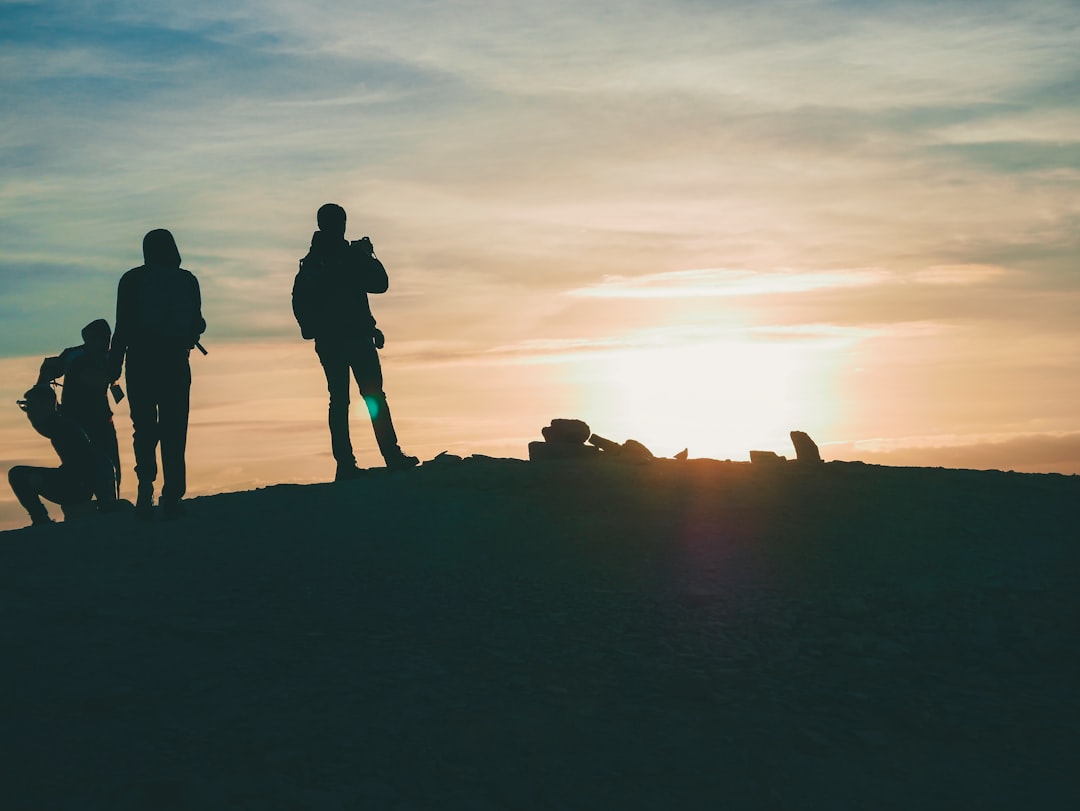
[1,458,1077,809]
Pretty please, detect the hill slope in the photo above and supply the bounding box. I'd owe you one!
[2,458,1077,809]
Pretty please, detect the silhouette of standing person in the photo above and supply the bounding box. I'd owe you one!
[292,203,418,480]
[8,384,97,526]
[110,229,206,518]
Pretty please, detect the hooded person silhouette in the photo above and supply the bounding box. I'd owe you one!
[292,204,417,480]
[111,229,206,518]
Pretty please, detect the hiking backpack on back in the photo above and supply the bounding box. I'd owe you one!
[292,255,324,340]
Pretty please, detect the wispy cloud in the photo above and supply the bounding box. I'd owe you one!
[910,264,1008,286]
[405,320,934,367]
[566,264,1015,299]
[567,268,891,299]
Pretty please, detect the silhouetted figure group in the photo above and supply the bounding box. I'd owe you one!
[9,204,415,527]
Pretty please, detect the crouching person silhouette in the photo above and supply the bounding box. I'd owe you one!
[292,203,418,480]
[9,385,97,526]
[37,318,122,509]
[110,229,206,519]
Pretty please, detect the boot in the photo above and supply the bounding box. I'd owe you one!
[29,507,53,527]
[335,463,367,482]
[160,497,187,519]
[136,482,154,520]
[384,451,419,471]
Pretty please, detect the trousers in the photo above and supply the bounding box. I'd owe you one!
[81,416,121,501]
[316,339,401,466]
[125,354,191,500]
[8,466,93,522]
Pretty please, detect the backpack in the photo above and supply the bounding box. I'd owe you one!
[291,255,324,340]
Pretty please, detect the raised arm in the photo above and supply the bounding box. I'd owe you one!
[352,239,389,294]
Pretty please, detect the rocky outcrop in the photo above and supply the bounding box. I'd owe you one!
[528,440,601,461]
[529,419,659,463]
[750,450,787,466]
[790,430,823,464]
[748,432,824,467]
[529,419,601,461]
[605,437,656,462]
[541,418,592,445]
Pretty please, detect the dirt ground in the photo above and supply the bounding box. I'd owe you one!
[1,458,1077,809]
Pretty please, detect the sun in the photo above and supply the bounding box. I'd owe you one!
[577,334,839,460]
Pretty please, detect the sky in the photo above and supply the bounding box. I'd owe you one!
[2,0,1079,528]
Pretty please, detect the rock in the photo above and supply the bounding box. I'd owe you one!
[790,430,823,464]
[535,423,656,463]
[588,433,621,453]
[528,440,601,461]
[620,439,655,461]
[749,450,787,466]
[425,451,463,466]
[541,418,591,444]
[586,434,656,461]
[675,448,689,460]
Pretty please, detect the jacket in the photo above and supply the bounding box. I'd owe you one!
[292,230,389,347]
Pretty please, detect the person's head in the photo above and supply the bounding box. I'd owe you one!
[143,228,182,267]
[317,203,347,238]
[18,384,58,437]
[81,319,111,354]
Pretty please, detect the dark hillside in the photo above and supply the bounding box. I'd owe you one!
[1,458,1077,809]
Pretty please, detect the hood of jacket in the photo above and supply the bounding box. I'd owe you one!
[143,229,182,267]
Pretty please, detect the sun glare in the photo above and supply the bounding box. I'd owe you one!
[579,335,838,460]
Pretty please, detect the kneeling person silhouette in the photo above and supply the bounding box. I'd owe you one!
[292,203,418,480]
[37,318,122,508]
[8,385,97,526]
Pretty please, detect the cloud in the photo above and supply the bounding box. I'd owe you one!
[567,268,892,299]
[566,264,1017,299]
[829,430,1080,475]
[909,265,1008,285]
[926,142,1080,174]
[398,320,929,368]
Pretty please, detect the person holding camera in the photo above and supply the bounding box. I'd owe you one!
[292,203,417,480]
